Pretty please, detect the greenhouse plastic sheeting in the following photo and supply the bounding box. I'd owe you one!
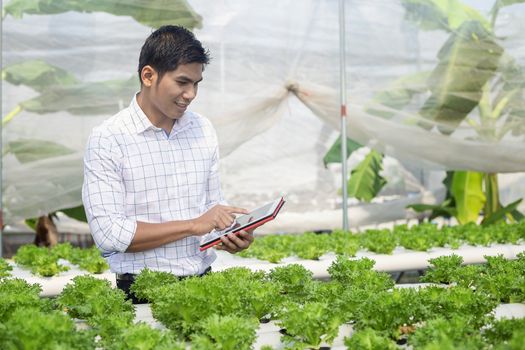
[3,0,525,226]
[212,243,525,277]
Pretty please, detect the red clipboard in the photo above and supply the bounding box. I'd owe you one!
[199,197,285,251]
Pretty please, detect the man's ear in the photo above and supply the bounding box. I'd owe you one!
[140,65,157,87]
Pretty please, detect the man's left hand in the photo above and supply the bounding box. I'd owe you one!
[215,230,254,254]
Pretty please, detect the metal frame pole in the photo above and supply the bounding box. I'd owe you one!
[339,0,349,231]
[0,0,4,257]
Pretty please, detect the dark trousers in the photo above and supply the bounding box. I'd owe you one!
[116,266,212,304]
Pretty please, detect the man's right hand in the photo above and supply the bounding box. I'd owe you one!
[192,205,248,235]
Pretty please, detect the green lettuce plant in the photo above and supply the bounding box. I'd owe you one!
[191,314,258,350]
[277,301,342,350]
[55,275,134,327]
[0,258,13,278]
[0,308,95,350]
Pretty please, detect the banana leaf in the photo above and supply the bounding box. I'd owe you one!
[20,76,139,115]
[401,0,490,32]
[6,139,75,164]
[419,20,504,134]
[2,60,78,92]
[490,0,525,16]
[347,150,386,202]
[323,135,363,167]
[406,198,457,220]
[451,171,485,224]
[3,0,202,30]
[366,71,431,119]
[481,198,523,226]
[491,55,525,138]
[406,171,456,220]
[60,205,88,223]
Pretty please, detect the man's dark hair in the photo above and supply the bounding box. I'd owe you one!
[138,25,210,84]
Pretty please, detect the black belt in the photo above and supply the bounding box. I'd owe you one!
[116,266,212,282]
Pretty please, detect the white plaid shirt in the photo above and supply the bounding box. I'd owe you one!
[82,95,222,275]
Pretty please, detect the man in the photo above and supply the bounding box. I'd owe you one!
[82,25,253,303]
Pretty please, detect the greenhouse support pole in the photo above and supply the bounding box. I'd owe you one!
[339,0,349,231]
[0,0,3,258]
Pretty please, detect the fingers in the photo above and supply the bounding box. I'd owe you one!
[212,205,248,230]
[224,206,249,215]
[215,211,235,230]
[195,204,249,235]
[215,231,254,254]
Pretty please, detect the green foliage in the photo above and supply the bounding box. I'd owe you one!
[238,234,294,263]
[6,139,75,163]
[191,314,258,350]
[56,275,134,327]
[419,286,498,328]
[323,135,363,167]
[3,0,203,30]
[104,322,185,350]
[481,198,523,226]
[240,221,525,263]
[0,308,95,350]
[420,254,464,284]
[2,59,78,91]
[401,0,490,32]
[268,264,314,301]
[366,71,431,119]
[277,301,342,349]
[359,229,398,254]
[12,243,109,275]
[451,171,486,224]
[330,230,360,256]
[51,242,74,259]
[344,328,398,350]
[423,252,525,303]
[60,204,88,222]
[408,315,484,349]
[347,150,387,202]
[0,258,13,278]
[484,317,525,347]
[67,245,109,274]
[395,223,440,251]
[290,232,331,260]
[490,0,525,18]
[13,244,69,277]
[419,20,503,133]
[130,268,180,302]
[21,76,140,115]
[0,278,48,320]
[328,256,394,292]
[151,268,278,337]
[354,288,427,338]
[478,254,525,303]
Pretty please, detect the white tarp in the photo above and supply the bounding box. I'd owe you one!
[2,0,525,227]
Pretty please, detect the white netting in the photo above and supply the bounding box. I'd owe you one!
[2,0,525,228]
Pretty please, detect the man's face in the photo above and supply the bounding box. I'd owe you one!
[149,62,203,121]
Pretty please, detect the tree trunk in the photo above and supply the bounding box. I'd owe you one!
[34,215,59,247]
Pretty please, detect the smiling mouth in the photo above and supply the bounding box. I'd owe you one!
[175,101,189,109]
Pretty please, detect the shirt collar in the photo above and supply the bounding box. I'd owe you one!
[129,93,194,136]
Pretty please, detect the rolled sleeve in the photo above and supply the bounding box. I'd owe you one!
[82,131,136,254]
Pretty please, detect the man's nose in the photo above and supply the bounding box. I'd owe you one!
[183,85,197,100]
